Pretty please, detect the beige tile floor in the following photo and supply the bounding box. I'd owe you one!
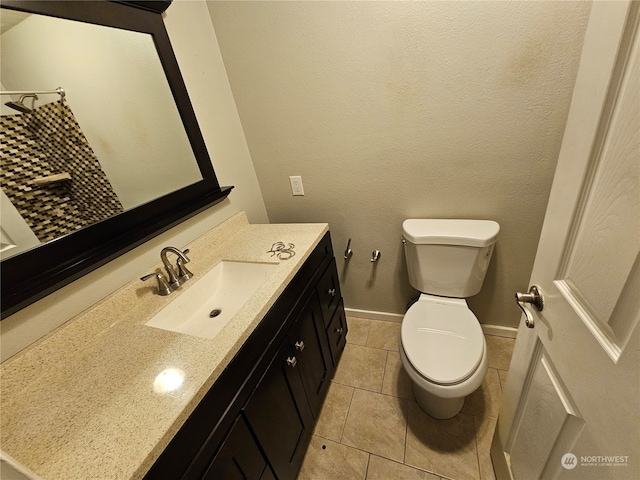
[298,317,516,480]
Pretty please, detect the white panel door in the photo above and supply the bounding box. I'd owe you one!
[491,2,639,479]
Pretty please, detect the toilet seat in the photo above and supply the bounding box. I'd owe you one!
[401,296,484,386]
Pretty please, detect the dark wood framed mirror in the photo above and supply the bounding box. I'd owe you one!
[1,0,233,318]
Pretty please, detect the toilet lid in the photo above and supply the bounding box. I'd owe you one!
[401,300,484,385]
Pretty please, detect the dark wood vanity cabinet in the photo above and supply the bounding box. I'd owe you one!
[145,232,346,480]
[242,292,333,479]
[201,416,275,480]
[289,292,333,417]
[242,328,314,480]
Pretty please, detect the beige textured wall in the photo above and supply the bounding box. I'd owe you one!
[208,0,591,328]
[1,0,268,361]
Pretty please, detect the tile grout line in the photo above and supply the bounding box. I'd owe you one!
[338,382,356,444]
[473,414,483,480]
[403,383,409,466]
[363,452,371,480]
[338,386,411,466]
[381,350,391,394]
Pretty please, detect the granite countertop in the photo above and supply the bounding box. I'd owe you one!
[0,212,329,480]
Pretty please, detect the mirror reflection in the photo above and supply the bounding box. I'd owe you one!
[0,8,203,260]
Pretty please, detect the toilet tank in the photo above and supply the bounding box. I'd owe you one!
[402,219,500,297]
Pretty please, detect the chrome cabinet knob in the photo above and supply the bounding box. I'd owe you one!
[335,327,344,335]
[327,288,336,297]
[294,340,305,351]
[515,285,544,328]
[286,356,297,368]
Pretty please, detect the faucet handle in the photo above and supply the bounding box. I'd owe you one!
[141,272,172,296]
[175,248,193,283]
[177,256,193,282]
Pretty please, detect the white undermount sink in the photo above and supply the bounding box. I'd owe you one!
[145,261,278,339]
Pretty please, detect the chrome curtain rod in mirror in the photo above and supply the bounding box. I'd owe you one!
[2,88,65,112]
[1,87,65,97]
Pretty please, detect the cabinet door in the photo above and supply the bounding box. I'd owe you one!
[243,338,313,480]
[201,416,266,480]
[316,260,342,327]
[260,466,276,480]
[290,293,333,417]
[326,301,348,366]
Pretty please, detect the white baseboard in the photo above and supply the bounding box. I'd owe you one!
[345,308,403,323]
[344,307,518,338]
[480,324,518,339]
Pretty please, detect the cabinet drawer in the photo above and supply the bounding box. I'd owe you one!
[326,301,348,365]
[316,259,341,327]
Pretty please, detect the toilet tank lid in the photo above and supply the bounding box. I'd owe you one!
[402,219,500,247]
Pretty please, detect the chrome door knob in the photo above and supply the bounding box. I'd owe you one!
[327,288,337,297]
[294,340,305,351]
[286,356,297,368]
[515,285,544,328]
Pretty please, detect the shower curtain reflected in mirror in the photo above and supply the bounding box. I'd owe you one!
[0,98,123,246]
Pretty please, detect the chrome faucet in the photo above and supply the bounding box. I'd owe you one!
[141,246,192,295]
[161,246,191,289]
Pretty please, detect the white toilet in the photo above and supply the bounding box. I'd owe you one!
[399,219,500,419]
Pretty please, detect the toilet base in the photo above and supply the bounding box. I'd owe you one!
[412,383,465,419]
